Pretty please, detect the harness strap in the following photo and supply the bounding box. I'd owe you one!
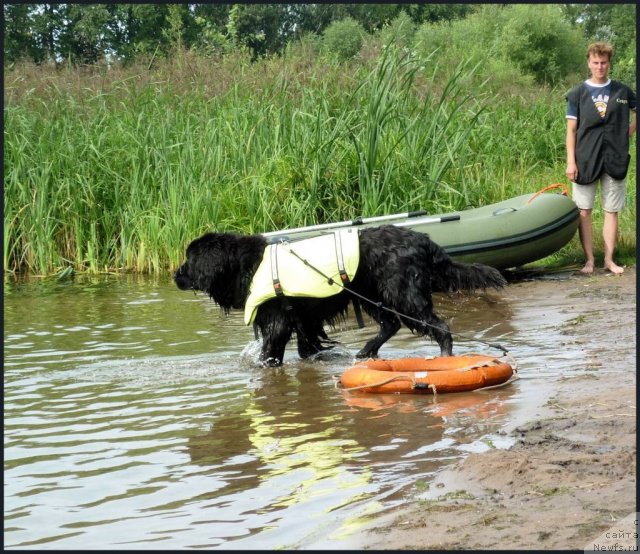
[270,243,296,321]
[334,231,365,329]
[270,243,284,297]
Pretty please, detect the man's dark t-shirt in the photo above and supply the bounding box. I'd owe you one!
[566,79,636,184]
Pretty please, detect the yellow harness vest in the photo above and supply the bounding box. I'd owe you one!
[244,229,360,325]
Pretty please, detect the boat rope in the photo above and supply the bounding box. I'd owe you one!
[338,374,417,392]
[527,182,569,203]
[449,355,515,373]
[278,239,511,356]
[452,351,518,374]
[336,374,441,394]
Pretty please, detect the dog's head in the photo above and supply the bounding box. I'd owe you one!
[174,232,266,311]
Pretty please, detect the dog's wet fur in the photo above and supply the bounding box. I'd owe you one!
[174,225,506,366]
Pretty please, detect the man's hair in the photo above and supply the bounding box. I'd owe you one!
[587,42,614,61]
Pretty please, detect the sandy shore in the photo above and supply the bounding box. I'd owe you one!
[354,266,636,550]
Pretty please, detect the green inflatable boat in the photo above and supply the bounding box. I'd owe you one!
[263,186,579,270]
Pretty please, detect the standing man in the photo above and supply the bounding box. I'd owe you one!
[565,42,636,274]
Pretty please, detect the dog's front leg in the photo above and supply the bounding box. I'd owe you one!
[356,314,401,359]
[257,319,292,367]
[296,319,337,358]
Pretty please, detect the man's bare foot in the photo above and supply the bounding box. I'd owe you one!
[604,261,624,274]
[580,260,595,274]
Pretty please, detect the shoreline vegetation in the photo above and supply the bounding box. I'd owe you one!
[4,9,636,276]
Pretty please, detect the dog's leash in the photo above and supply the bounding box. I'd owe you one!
[277,239,511,356]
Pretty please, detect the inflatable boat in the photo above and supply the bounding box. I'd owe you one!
[263,185,579,270]
[340,354,515,394]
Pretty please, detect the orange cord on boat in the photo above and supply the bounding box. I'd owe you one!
[527,183,570,203]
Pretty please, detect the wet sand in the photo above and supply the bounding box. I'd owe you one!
[354,266,636,550]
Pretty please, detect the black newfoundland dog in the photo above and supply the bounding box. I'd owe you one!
[174,225,506,366]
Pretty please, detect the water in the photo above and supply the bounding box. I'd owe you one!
[4,274,584,549]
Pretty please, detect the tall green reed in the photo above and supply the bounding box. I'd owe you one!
[4,46,634,275]
[343,46,489,215]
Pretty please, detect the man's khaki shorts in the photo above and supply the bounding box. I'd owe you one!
[572,173,626,212]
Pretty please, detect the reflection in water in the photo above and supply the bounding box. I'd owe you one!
[184,365,448,546]
[4,275,587,549]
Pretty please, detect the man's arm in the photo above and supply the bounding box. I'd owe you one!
[566,118,578,182]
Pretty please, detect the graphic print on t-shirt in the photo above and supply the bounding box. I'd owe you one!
[587,80,611,119]
[591,90,609,118]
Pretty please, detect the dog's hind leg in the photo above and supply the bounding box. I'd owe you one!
[355,313,401,359]
[414,312,453,357]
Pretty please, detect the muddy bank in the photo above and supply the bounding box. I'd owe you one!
[355,266,636,550]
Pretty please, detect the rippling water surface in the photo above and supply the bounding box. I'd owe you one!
[5,274,582,549]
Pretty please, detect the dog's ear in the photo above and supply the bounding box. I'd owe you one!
[188,234,240,309]
[189,240,225,277]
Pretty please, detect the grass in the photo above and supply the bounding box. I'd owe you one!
[3,45,636,275]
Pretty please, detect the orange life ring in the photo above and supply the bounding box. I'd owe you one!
[340,354,515,394]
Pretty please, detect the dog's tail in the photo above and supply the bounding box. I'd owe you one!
[433,259,506,293]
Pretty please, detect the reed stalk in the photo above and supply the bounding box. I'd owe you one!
[3,47,635,274]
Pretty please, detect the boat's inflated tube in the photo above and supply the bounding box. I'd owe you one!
[340,354,515,394]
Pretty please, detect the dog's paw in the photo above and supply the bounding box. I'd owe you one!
[259,356,284,367]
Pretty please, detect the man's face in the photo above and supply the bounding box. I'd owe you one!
[587,54,610,82]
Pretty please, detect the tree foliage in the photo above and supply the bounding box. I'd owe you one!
[497,5,584,85]
[2,3,636,86]
[561,3,636,85]
[322,17,364,60]
[3,3,473,64]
